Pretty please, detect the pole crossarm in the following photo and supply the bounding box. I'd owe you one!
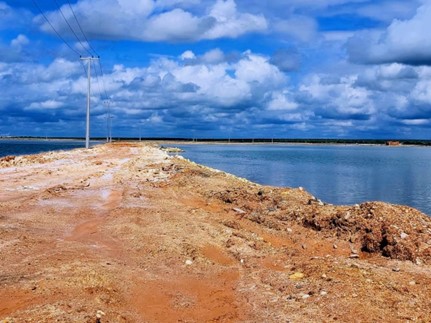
[80,56,100,149]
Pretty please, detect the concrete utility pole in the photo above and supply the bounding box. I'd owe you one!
[104,100,112,143]
[80,56,99,149]
[138,123,144,142]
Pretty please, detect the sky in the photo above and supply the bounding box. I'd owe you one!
[1,0,431,139]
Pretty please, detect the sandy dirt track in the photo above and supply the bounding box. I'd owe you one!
[1,142,431,322]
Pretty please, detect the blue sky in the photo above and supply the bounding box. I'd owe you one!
[1,0,431,139]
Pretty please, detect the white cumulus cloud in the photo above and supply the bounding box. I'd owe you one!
[36,0,267,42]
[348,2,431,65]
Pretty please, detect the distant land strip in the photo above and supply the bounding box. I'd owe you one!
[2,136,431,146]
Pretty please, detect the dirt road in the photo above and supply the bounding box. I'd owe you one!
[1,142,431,322]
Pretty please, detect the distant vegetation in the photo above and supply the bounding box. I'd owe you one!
[3,136,431,146]
[119,137,431,146]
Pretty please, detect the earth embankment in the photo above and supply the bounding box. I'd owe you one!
[1,142,430,322]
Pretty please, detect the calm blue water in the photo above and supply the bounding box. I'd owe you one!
[176,144,431,215]
[0,139,93,158]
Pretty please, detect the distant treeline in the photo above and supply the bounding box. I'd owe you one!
[4,136,431,146]
[119,137,431,146]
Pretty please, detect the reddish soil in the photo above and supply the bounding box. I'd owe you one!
[1,142,431,322]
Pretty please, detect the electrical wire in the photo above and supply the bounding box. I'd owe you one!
[79,59,87,76]
[66,0,99,57]
[32,0,82,56]
[97,60,110,101]
[65,0,109,102]
[34,0,113,141]
[60,1,109,103]
[52,0,92,56]
[92,59,104,101]
[63,0,109,100]
[91,58,113,142]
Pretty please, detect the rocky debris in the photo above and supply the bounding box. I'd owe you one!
[0,153,53,168]
[197,174,431,263]
[44,184,68,196]
[160,146,184,153]
[0,155,15,163]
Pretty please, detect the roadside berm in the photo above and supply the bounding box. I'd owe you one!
[1,142,430,322]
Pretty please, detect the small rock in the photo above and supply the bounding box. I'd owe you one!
[301,244,307,249]
[233,207,246,214]
[240,259,244,264]
[299,186,304,191]
[400,232,408,239]
[185,259,193,265]
[333,244,338,249]
[320,290,328,296]
[289,272,305,280]
[321,274,327,279]
[302,293,310,299]
[286,228,293,233]
[392,267,400,272]
[352,293,358,298]
[416,258,422,265]
[96,310,106,319]
[409,281,416,286]
[349,253,359,259]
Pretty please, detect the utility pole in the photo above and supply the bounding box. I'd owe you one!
[80,56,99,149]
[109,115,112,142]
[104,99,112,143]
[139,124,142,141]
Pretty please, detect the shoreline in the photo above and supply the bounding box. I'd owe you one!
[2,137,431,147]
[161,140,419,148]
[1,142,431,321]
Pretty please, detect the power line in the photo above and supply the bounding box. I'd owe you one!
[79,59,87,76]
[64,0,108,101]
[66,0,99,57]
[91,59,112,143]
[67,3,112,137]
[92,59,104,100]
[63,1,109,100]
[32,0,82,56]
[33,0,113,146]
[48,0,109,99]
[97,60,109,100]
[52,0,92,56]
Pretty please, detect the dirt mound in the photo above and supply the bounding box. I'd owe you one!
[173,159,431,264]
[0,153,50,168]
[298,202,431,263]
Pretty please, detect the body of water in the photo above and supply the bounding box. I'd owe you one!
[0,139,92,158]
[176,144,431,215]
